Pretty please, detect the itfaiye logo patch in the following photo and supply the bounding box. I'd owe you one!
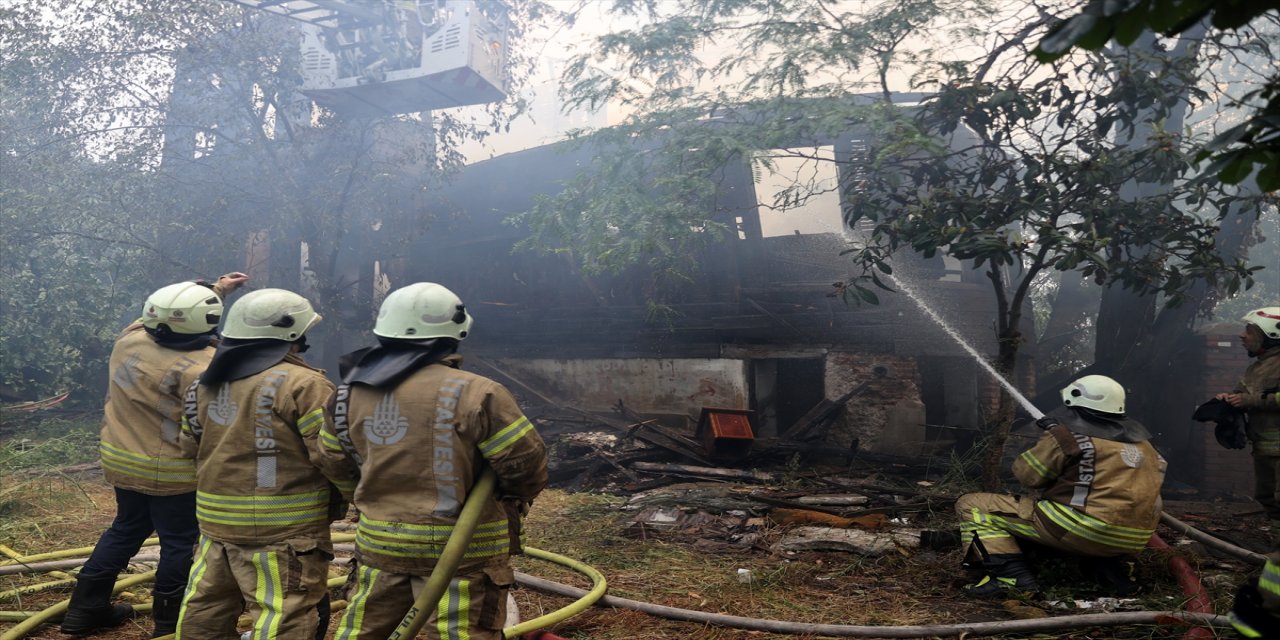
[364,394,409,445]
[208,384,238,426]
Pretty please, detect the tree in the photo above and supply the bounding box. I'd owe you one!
[0,0,549,402]
[1036,0,1280,188]
[526,0,1263,488]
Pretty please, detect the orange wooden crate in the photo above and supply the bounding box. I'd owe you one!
[695,407,755,460]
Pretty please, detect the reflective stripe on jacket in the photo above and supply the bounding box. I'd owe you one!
[100,326,208,495]
[1013,424,1166,554]
[354,516,511,561]
[1239,349,1280,455]
[180,355,340,544]
[318,356,548,575]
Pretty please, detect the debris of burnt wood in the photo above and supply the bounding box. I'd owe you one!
[480,358,957,557]
[521,386,959,496]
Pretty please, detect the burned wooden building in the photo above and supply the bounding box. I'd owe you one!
[158,61,1019,470]
[141,19,1246,493]
[319,132,1019,463]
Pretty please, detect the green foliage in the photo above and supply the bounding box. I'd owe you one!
[1,0,553,400]
[520,0,991,297]
[530,0,1261,323]
[0,417,101,472]
[1211,205,1280,321]
[514,106,758,301]
[1035,0,1280,189]
[0,153,153,402]
[848,79,1260,310]
[529,0,1267,488]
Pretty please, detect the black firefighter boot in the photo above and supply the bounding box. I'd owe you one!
[1230,582,1280,639]
[314,591,331,640]
[149,587,184,638]
[962,554,1042,598]
[60,574,136,635]
[1080,554,1139,596]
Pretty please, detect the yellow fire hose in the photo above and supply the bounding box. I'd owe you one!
[382,467,607,639]
[0,544,74,585]
[383,467,498,638]
[0,571,155,640]
[0,539,159,567]
[0,471,607,640]
[0,576,77,602]
[505,547,606,638]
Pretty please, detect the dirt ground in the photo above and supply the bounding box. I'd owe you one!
[0,464,1263,640]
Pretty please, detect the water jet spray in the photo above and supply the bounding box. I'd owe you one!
[881,272,1044,419]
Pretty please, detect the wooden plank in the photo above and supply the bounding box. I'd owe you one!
[631,462,774,482]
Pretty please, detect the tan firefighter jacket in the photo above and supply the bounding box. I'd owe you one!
[100,326,211,495]
[180,354,343,545]
[1013,424,1166,554]
[1237,348,1280,456]
[318,356,548,575]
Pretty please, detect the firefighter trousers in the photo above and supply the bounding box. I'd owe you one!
[955,492,1131,558]
[81,488,197,593]
[175,535,332,640]
[333,559,513,640]
[1253,454,1280,544]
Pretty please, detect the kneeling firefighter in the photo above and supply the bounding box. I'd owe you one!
[317,282,548,640]
[954,375,1166,597]
[177,289,348,640]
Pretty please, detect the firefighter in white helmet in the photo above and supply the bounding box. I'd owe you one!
[176,288,348,640]
[317,282,547,640]
[64,273,248,638]
[954,374,1166,598]
[1220,307,1280,638]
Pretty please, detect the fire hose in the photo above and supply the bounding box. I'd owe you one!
[385,467,609,639]
[0,474,1260,639]
[0,468,610,640]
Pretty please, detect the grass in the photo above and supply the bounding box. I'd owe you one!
[0,416,100,473]
[513,489,1213,640]
[0,416,104,551]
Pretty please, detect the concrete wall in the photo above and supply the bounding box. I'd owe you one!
[489,357,750,419]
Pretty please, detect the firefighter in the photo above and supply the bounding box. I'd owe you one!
[176,288,346,640]
[62,273,248,637]
[318,282,548,640]
[954,374,1166,597]
[1222,307,1280,638]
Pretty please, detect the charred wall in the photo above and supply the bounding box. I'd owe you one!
[1182,327,1254,496]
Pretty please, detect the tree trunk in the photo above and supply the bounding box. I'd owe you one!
[980,327,1023,490]
[1094,25,1206,385]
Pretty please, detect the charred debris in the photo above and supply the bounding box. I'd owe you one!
[475,359,961,557]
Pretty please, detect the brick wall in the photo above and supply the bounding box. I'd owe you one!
[824,352,922,452]
[1194,331,1254,497]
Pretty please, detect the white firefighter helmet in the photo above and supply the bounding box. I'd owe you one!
[1061,374,1125,415]
[221,288,321,341]
[142,282,223,335]
[374,282,472,340]
[1243,307,1280,340]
